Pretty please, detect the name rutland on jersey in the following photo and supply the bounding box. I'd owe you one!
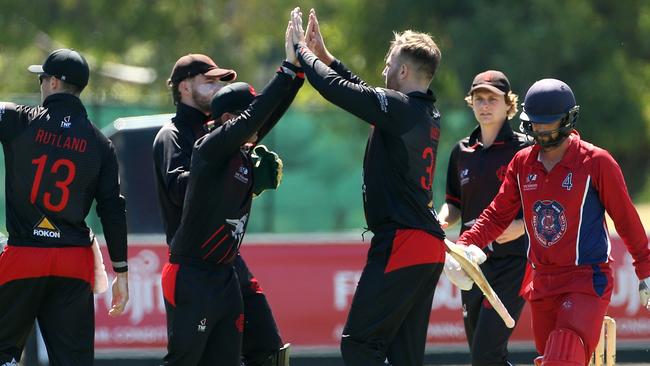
[34,128,87,153]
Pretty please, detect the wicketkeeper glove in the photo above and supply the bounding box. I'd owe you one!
[251,145,283,197]
[444,253,474,291]
[640,276,650,310]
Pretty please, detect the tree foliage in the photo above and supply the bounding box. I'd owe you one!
[1,0,649,195]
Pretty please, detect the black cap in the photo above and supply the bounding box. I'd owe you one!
[520,78,576,124]
[28,48,90,89]
[169,54,237,84]
[469,70,511,95]
[210,82,257,118]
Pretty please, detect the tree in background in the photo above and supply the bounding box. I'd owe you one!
[1,0,649,202]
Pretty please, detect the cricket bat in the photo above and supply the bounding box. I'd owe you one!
[444,239,516,328]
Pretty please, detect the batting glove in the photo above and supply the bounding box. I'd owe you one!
[444,253,473,291]
[464,244,487,265]
[640,277,650,310]
[251,145,283,197]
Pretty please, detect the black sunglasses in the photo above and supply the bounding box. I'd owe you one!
[38,74,52,85]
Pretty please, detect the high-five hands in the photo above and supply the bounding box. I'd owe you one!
[305,8,334,65]
[284,19,298,65]
[289,7,306,48]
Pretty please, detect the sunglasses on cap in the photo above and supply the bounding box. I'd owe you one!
[38,74,52,85]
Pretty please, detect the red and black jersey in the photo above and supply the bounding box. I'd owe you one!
[296,47,444,238]
[153,73,303,246]
[446,122,532,257]
[0,94,127,272]
[169,68,300,265]
[458,132,650,280]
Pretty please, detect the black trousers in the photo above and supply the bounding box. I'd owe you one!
[340,229,445,366]
[0,246,95,366]
[162,263,243,366]
[234,254,284,366]
[462,255,527,366]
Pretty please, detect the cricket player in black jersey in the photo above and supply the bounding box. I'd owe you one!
[288,8,485,365]
[438,70,531,366]
[0,49,129,366]
[159,26,302,366]
[154,53,296,366]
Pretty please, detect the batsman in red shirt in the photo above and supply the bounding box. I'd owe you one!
[457,78,650,366]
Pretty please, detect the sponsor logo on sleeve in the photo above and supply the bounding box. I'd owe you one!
[33,216,61,238]
[460,168,470,186]
[374,87,389,113]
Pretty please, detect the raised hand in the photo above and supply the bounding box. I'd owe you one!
[285,21,298,65]
[290,7,306,47]
[305,8,334,65]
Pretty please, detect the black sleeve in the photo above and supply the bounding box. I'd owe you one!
[95,140,128,273]
[0,102,33,142]
[195,67,294,161]
[256,62,305,142]
[445,143,462,209]
[330,59,369,87]
[295,45,412,135]
[152,127,192,206]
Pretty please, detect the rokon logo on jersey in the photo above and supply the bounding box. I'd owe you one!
[33,216,61,238]
[532,200,567,248]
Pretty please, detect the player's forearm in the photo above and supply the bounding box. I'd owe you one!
[97,196,128,272]
[198,69,293,159]
[457,198,518,248]
[257,64,305,142]
[330,59,368,86]
[438,203,461,228]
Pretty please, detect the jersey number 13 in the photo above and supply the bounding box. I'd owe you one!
[30,154,77,212]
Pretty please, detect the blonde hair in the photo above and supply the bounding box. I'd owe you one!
[465,91,519,120]
[387,30,441,81]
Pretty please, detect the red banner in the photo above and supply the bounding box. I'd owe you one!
[94,235,650,352]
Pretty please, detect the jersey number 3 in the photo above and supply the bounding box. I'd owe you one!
[30,154,76,212]
[420,147,435,190]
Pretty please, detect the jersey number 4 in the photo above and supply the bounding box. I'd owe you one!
[30,154,76,212]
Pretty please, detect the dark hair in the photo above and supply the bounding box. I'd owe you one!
[168,79,181,105]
